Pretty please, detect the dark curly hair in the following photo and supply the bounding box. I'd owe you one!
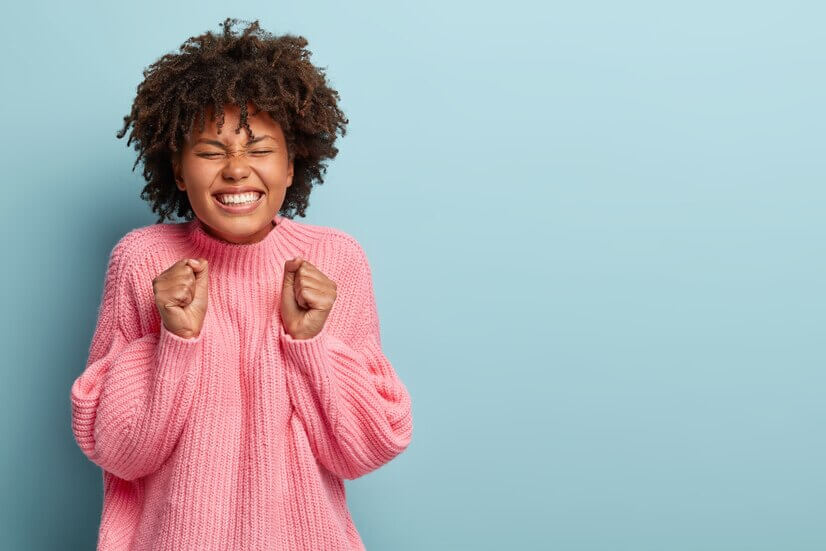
[116,17,349,223]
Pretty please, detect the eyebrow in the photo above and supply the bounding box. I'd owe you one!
[194,135,275,147]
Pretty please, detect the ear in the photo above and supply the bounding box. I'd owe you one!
[172,153,185,191]
[286,155,294,188]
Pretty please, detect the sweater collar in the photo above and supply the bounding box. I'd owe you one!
[185,213,312,266]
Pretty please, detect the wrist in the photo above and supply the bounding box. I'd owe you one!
[162,322,201,341]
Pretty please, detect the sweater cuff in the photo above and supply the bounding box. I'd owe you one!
[278,322,332,378]
[155,323,203,382]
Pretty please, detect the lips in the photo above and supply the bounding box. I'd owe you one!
[212,186,266,196]
[214,191,263,204]
[211,192,264,214]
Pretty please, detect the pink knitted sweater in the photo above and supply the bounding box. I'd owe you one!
[69,213,413,550]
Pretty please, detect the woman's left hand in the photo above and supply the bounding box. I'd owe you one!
[280,256,337,340]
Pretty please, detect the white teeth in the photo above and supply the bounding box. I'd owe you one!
[216,192,262,205]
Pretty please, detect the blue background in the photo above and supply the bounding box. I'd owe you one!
[2,1,824,549]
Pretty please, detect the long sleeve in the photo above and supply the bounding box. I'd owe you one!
[279,237,413,480]
[69,236,204,482]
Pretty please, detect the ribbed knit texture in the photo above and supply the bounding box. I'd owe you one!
[69,213,413,551]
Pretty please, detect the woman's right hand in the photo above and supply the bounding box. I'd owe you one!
[152,258,209,339]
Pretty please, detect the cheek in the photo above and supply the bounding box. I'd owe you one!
[181,162,212,185]
[261,161,289,177]
[259,167,291,188]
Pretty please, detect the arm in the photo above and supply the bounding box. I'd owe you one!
[279,236,413,480]
[69,236,204,481]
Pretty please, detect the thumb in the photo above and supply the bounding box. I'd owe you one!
[188,258,209,295]
[282,256,302,289]
[281,256,303,315]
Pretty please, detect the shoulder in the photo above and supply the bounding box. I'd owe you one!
[284,219,374,287]
[106,222,186,282]
[286,221,381,333]
[103,224,186,334]
[285,218,370,264]
[322,228,370,266]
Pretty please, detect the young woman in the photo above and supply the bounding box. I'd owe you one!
[69,18,413,551]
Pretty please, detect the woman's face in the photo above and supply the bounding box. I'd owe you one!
[172,102,294,244]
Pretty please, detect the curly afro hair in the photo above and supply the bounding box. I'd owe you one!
[116,17,349,223]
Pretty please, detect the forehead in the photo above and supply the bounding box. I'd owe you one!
[187,102,284,141]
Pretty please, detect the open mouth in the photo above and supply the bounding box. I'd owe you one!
[212,191,264,214]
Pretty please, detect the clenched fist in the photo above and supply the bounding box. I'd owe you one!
[152,258,209,339]
[281,256,337,340]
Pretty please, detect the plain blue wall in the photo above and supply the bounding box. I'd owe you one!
[1,1,823,549]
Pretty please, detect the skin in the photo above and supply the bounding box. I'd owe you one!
[281,256,337,340]
[153,258,208,339]
[163,101,337,340]
[172,101,294,245]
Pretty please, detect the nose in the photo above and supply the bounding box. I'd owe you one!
[221,153,252,181]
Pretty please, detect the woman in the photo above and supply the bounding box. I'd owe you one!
[69,17,413,551]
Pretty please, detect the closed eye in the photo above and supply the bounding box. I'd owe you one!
[197,150,273,158]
